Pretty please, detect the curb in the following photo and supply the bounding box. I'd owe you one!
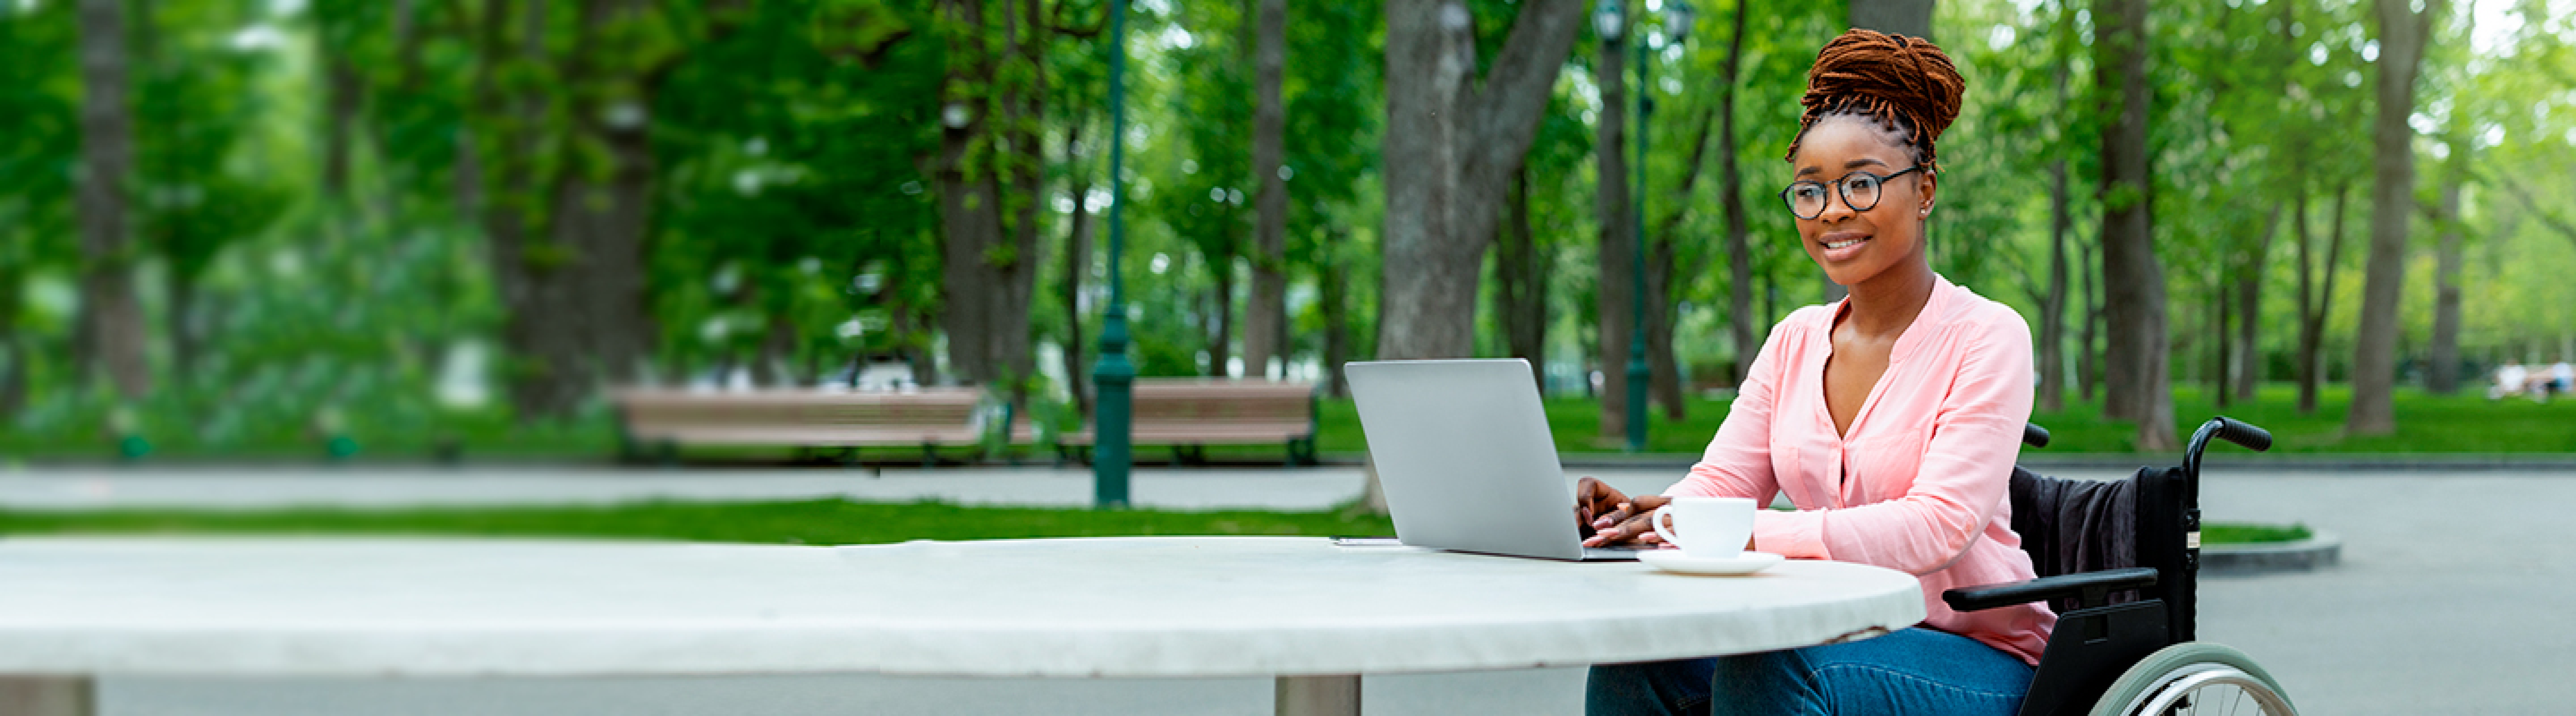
[2202,530,2342,575]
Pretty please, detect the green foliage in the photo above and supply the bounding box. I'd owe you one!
[7,0,2576,453]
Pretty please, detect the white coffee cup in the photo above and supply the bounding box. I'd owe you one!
[1651,496,1757,558]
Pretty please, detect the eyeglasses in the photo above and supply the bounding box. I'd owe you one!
[1779,166,1927,220]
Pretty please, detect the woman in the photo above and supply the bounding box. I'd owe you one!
[1575,29,2054,715]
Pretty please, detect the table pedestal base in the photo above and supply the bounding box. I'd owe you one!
[1274,674,1359,716]
[0,677,92,716]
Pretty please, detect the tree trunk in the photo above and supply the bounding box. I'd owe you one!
[558,91,658,390]
[2213,278,2231,408]
[474,0,578,417]
[2094,0,2175,450]
[2079,234,2102,404]
[1850,0,1936,39]
[2426,166,2465,394]
[2348,0,2439,436]
[2296,185,2351,415]
[1494,168,1548,393]
[321,48,364,203]
[509,0,662,411]
[1209,243,1237,377]
[1379,0,1586,362]
[0,268,29,416]
[1320,231,1352,397]
[1244,0,1289,381]
[1648,232,1685,420]
[1593,18,1633,439]
[0,331,23,418]
[1061,121,1094,413]
[1717,0,1757,386]
[74,0,147,398]
[2038,63,2072,413]
[165,271,202,380]
[934,0,1046,390]
[1646,105,1719,420]
[2235,208,2280,400]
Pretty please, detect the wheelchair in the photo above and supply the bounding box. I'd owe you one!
[1942,416,2298,715]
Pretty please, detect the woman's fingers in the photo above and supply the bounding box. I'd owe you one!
[1591,501,1634,530]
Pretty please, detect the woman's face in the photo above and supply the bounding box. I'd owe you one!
[1787,116,1937,288]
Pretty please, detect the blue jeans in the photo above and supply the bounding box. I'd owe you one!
[1585,627,2035,716]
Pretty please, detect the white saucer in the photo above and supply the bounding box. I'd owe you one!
[1636,550,1784,576]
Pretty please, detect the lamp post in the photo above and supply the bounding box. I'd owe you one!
[1092,0,1135,508]
[1600,0,1692,453]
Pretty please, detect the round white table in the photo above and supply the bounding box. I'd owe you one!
[0,536,1923,715]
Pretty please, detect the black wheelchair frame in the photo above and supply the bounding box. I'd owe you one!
[1942,416,2275,716]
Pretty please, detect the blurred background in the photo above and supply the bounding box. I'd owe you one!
[1,0,2573,460]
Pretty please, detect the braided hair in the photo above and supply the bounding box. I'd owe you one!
[1784,29,1967,173]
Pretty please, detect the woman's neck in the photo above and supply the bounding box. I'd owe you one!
[1839,260,1938,339]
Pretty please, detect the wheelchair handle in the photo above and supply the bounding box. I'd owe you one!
[2184,416,2272,482]
[2021,423,2051,449]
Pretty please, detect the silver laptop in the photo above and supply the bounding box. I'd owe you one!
[1344,359,1643,561]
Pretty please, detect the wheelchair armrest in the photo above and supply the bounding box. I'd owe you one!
[1941,567,2159,613]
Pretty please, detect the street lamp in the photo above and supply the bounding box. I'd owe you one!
[1615,0,1691,453]
[1093,0,1135,507]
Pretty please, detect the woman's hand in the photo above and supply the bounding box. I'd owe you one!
[1576,477,1673,547]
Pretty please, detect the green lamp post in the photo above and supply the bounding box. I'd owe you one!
[1092,0,1135,508]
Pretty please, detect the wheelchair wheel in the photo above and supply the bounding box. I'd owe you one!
[2088,642,2296,716]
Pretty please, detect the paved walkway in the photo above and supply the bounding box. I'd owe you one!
[5,464,2566,714]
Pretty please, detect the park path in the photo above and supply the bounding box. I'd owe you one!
[3,464,2565,714]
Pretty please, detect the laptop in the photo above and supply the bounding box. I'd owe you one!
[1343,359,1645,561]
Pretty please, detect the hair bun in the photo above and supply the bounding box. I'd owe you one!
[1790,28,1967,163]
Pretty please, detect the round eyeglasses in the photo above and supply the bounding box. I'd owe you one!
[1779,165,1927,220]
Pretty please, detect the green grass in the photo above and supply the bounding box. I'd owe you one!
[2201,522,2314,545]
[0,499,1399,545]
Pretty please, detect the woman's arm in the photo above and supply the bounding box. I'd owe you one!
[1590,322,1798,546]
[1755,317,2033,574]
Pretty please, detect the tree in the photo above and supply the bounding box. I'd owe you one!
[73,0,146,397]
[2426,150,2467,394]
[460,0,742,418]
[2036,50,2073,413]
[2094,0,2175,450]
[1716,0,1757,392]
[0,0,82,415]
[1646,103,1718,421]
[1850,0,1933,39]
[933,0,1050,392]
[2294,184,2351,414]
[1593,6,1633,437]
[1377,0,1586,360]
[1243,0,1287,381]
[1494,167,1546,392]
[2346,0,2443,436]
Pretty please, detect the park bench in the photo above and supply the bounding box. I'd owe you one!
[1049,379,1320,465]
[611,387,999,467]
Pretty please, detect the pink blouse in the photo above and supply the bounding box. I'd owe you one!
[1665,274,2055,664]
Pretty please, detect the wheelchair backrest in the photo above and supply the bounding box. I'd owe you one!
[2007,464,2199,643]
